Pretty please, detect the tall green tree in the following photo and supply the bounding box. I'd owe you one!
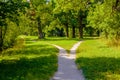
[30,0,53,39]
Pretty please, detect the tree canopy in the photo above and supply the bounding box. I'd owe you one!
[1,0,120,51]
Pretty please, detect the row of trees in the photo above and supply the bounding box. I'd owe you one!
[0,0,120,51]
[28,0,93,39]
[31,0,120,39]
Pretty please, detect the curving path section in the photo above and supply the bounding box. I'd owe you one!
[51,41,85,80]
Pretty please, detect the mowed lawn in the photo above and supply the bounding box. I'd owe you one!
[76,38,120,80]
[0,36,58,80]
[44,37,80,53]
[0,36,80,80]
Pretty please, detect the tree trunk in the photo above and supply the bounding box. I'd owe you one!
[59,28,64,37]
[115,0,120,8]
[78,16,84,39]
[79,25,83,39]
[37,17,44,39]
[115,31,119,40]
[104,30,108,39]
[72,26,75,38]
[0,28,3,51]
[97,30,100,37]
[65,23,69,37]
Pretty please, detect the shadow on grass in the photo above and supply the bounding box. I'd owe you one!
[0,55,58,80]
[22,47,58,55]
[3,43,58,56]
[24,37,69,42]
[76,57,120,80]
[0,40,59,80]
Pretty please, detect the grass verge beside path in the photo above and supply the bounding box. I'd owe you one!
[44,37,80,53]
[76,39,120,80]
[0,36,58,80]
[24,36,80,52]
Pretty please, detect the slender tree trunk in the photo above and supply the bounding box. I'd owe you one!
[0,28,3,51]
[78,16,84,39]
[65,23,69,37]
[97,30,100,37]
[72,26,75,38]
[104,30,108,39]
[59,28,64,37]
[78,25,83,39]
[115,0,119,8]
[112,0,120,11]
[37,17,44,39]
[115,31,119,40]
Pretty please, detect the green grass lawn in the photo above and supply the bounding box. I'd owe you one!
[44,37,80,53]
[0,36,58,80]
[0,36,80,80]
[25,36,80,50]
[76,39,120,80]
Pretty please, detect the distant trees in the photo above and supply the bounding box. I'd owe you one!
[87,0,120,45]
[1,0,120,51]
[52,0,91,38]
[27,0,120,46]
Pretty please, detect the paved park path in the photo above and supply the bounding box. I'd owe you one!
[51,41,85,80]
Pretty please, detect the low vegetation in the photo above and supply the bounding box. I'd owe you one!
[76,38,120,80]
[0,36,81,80]
[0,36,58,80]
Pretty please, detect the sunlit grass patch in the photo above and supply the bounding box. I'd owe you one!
[45,37,80,53]
[24,36,80,53]
[0,37,58,80]
[76,39,120,80]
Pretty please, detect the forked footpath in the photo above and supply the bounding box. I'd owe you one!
[51,41,85,80]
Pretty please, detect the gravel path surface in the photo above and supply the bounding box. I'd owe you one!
[51,41,85,80]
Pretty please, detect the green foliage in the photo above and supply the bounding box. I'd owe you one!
[87,0,120,43]
[3,21,19,49]
[0,0,29,26]
[76,38,120,80]
[0,0,30,51]
[18,13,31,35]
